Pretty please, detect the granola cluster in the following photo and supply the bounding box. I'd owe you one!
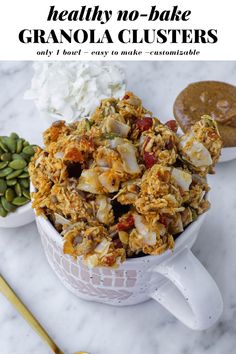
[29,92,222,267]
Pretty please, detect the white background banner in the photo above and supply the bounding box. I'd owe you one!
[0,0,235,60]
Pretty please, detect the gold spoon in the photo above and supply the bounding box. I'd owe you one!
[0,274,88,354]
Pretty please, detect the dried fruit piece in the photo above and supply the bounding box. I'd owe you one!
[143,152,156,169]
[165,120,178,132]
[117,215,134,231]
[136,117,153,132]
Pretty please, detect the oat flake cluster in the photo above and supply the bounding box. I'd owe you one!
[29,92,222,267]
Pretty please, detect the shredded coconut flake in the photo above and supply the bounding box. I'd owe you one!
[25,62,126,123]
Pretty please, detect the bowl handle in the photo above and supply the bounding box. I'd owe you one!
[149,247,223,330]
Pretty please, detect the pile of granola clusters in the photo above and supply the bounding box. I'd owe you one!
[29,92,222,267]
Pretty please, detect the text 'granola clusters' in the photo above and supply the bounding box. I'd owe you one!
[29,92,222,267]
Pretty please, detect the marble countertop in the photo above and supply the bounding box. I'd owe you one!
[0,61,236,354]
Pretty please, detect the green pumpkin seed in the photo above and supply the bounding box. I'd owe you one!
[16,139,24,154]
[9,159,27,170]
[0,205,7,217]
[12,196,29,206]
[19,178,29,189]
[18,172,29,179]
[22,145,35,156]
[4,137,16,153]
[20,152,30,161]
[22,189,30,200]
[0,161,8,169]
[6,179,17,186]
[1,152,12,161]
[0,167,13,178]
[0,140,9,152]
[5,188,15,202]
[10,132,19,140]
[15,183,22,197]
[0,134,35,214]
[6,169,23,180]
[0,179,7,195]
[12,153,24,160]
[23,140,29,147]
[1,197,16,212]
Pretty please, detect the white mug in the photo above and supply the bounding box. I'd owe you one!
[35,211,223,330]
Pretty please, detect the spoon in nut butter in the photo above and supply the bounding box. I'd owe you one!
[0,274,88,354]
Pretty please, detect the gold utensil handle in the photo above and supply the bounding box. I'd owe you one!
[0,275,63,354]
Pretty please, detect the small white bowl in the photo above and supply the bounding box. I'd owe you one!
[219,147,236,163]
[0,202,35,228]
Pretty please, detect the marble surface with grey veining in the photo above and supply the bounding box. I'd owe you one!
[0,61,236,354]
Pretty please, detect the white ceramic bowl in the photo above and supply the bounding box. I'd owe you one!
[35,210,223,330]
[219,147,236,163]
[0,202,35,228]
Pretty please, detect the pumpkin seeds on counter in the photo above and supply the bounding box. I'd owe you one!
[0,133,37,217]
